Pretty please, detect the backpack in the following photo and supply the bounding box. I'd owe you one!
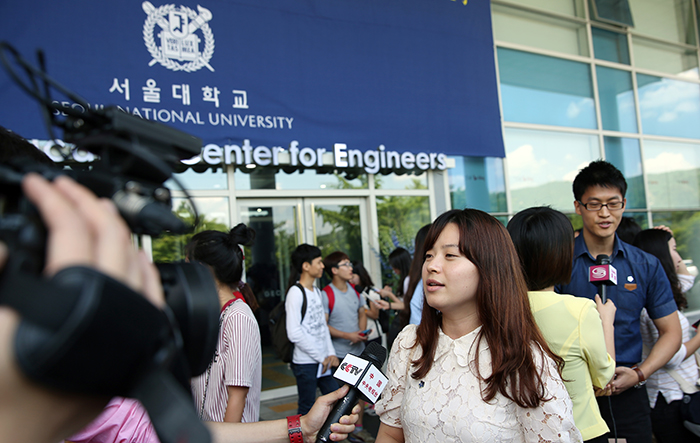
[322,284,361,316]
[268,283,307,363]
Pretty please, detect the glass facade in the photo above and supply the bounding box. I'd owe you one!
[234,168,367,191]
[450,0,700,311]
[498,48,597,129]
[504,128,599,212]
[592,27,630,64]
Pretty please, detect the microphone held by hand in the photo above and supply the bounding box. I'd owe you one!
[316,342,388,442]
[589,254,617,304]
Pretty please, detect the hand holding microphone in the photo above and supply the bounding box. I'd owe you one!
[589,254,617,304]
[316,342,388,442]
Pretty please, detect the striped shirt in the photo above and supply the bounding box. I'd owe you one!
[191,298,262,422]
[641,307,700,407]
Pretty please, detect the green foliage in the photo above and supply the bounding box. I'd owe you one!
[151,201,229,263]
[566,213,583,232]
[328,172,368,190]
[315,205,362,260]
[376,195,430,286]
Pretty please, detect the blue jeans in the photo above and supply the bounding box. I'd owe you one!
[291,362,339,414]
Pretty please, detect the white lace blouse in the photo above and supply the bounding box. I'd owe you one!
[376,325,582,442]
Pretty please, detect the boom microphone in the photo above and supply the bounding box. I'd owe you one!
[316,342,388,442]
[589,254,617,304]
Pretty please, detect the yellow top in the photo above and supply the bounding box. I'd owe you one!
[529,291,615,441]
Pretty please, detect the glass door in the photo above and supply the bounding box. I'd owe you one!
[303,198,370,269]
[237,197,369,392]
[239,199,303,314]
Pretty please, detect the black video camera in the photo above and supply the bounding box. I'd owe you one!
[0,42,219,443]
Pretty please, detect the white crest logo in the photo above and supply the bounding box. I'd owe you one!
[592,267,607,278]
[142,1,215,72]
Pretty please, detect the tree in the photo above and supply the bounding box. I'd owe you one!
[151,200,228,263]
[376,194,430,286]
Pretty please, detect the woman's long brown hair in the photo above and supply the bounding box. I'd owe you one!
[411,209,563,408]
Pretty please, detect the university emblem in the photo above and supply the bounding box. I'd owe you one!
[142,1,215,72]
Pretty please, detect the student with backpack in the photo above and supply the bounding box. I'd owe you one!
[322,251,374,442]
[322,252,368,358]
[284,244,339,415]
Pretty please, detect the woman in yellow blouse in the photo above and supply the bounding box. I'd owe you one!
[508,206,617,443]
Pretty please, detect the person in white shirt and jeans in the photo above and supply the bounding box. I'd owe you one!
[285,244,339,414]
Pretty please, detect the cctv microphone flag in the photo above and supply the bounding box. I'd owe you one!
[333,351,388,404]
[316,343,387,442]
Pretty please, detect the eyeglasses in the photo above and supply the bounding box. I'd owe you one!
[578,200,625,211]
[336,262,353,268]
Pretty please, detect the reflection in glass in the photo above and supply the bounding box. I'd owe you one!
[622,212,649,231]
[239,204,298,308]
[632,37,699,78]
[592,27,630,64]
[449,156,506,212]
[644,140,700,209]
[505,128,599,212]
[151,197,230,263]
[311,203,363,262]
[510,0,584,17]
[604,137,645,209]
[637,74,700,139]
[628,0,695,45]
[566,213,583,233]
[590,0,634,27]
[166,166,228,190]
[494,215,509,227]
[376,196,430,283]
[651,210,700,310]
[239,203,299,390]
[374,172,427,190]
[492,3,588,56]
[498,48,597,129]
[596,67,637,133]
[235,168,367,191]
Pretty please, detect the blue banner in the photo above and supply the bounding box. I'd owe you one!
[0,0,504,158]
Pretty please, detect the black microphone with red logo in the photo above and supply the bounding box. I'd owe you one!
[589,254,617,304]
[316,342,387,442]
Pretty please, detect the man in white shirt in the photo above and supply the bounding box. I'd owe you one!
[285,244,339,414]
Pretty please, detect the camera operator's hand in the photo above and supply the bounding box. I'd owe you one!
[22,173,164,307]
[0,174,166,442]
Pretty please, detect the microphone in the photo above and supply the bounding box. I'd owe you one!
[316,342,388,442]
[589,254,617,304]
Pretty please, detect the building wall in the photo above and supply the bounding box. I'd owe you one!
[449,0,700,309]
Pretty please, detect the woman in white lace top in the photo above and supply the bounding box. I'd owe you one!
[374,209,582,443]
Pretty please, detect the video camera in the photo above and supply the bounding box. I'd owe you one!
[0,42,219,443]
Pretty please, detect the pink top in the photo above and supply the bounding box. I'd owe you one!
[66,397,159,443]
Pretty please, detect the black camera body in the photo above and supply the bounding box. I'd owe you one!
[0,42,220,443]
